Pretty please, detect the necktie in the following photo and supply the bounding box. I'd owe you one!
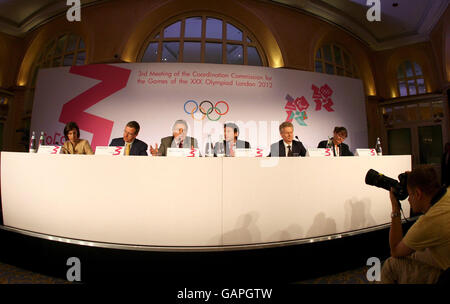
[287,145,293,157]
[179,140,183,148]
[125,143,130,155]
[230,142,235,157]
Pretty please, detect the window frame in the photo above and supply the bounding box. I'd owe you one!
[314,43,359,79]
[139,14,267,66]
[396,60,426,97]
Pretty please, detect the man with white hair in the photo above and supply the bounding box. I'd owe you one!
[150,119,198,156]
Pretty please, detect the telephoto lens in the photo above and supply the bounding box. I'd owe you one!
[365,169,409,201]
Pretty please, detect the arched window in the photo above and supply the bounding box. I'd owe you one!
[25,33,86,116]
[314,44,359,78]
[30,33,87,87]
[396,60,426,97]
[140,15,265,66]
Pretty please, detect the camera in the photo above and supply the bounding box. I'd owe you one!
[365,169,409,201]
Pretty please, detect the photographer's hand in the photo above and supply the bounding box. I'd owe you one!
[389,188,401,213]
[388,188,414,258]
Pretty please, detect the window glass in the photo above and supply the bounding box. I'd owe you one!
[141,15,265,66]
[66,35,77,52]
[206,18,222,39]
[142,43,158,62]
[315,61,323,73]
[162,42,180,62]
[183,42,201,62]
[398,81,407,96]
[185,17,202,38]
[405,61,413,77]
[205,42,222,64]
[226,23,242,41]
[417,78,426,94]
[333,45,342,65]
[397,61,426,97]
[248,47,262,66]
[164,21,181,38]
[316,49,321,59]
[323,45,332,62]
[63,54,74,66]
[227,44,243,65]
[414,62,422,76]
[75,52,86,65]
[325,63,334,74]
[408,79,417,95]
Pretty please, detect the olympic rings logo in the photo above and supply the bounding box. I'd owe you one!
[184,100,230,121]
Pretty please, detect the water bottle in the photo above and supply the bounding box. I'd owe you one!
[205,134,214,157]
[39,131,45,147]
[29,131,36,153]
[375,137,382,156]
[231,142,237,157]
[216,135,225,157]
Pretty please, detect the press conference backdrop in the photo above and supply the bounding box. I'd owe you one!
[31,63,367,153]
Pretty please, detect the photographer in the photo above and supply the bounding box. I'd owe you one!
[381,165,450,284]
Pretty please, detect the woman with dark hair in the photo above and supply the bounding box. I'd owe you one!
[62,122,93,155]
[317,126,353,156]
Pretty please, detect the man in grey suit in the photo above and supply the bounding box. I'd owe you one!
[214,122,251,157]
[150,119,199,156]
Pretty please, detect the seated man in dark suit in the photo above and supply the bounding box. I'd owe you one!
[214,122,250,157]
[317,126,353,156]
[109,121,148,155]
[150,119,198,156]
[269,121,306,157]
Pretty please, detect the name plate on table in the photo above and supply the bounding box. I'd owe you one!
[306,148,333,157]
[355,149,377,157]
[167,148,200,157]
[37,145,62,154]
[234,148,256,157]
[95,146,124,156]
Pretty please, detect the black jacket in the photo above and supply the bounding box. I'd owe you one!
[268,140,306,157]
[317,139,353,156]
[109,137,148,156]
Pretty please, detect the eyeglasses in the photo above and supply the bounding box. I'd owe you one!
[123,130,136,136]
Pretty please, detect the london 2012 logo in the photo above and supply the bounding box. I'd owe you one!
[184,100,230,121]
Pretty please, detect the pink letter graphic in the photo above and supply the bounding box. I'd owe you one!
[59,64,131,149]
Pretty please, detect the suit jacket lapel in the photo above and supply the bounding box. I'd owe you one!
[293,140,299,154]
[130,139,137,155]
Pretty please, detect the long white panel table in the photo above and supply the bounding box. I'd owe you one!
[1,152,411,249]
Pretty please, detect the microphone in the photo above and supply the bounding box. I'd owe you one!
[326,136,332,148]
[295,136,300,141]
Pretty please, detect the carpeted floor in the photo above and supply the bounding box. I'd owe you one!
[296,265,375,284]
[0,261,375,284]
[0,262,70,284]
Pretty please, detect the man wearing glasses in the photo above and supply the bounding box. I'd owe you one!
[317,126,353,156]
[109,121,148,155]
[150,119,198,156]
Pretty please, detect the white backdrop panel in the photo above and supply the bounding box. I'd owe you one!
[31,63,367,154]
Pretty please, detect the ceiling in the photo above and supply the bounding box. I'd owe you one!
[272,0,449,50]
[0,0,448,50]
